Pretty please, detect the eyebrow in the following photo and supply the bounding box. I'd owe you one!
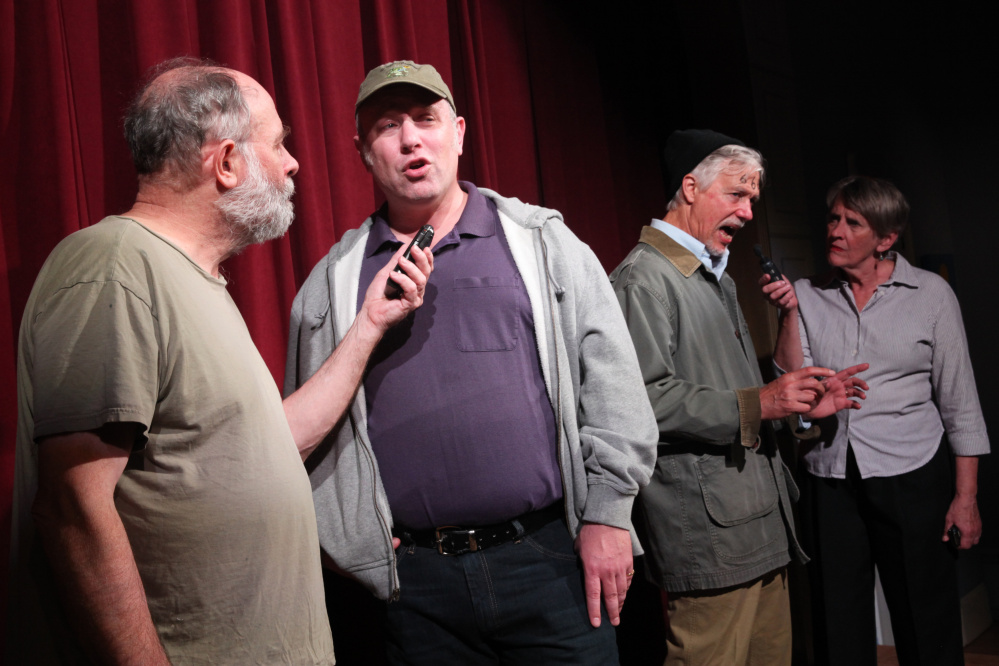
[828,211,859,223]
[280,125,291,142]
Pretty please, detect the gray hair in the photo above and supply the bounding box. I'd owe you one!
[666,144,765,212]
[826,175,909,238]
[124,57,253,186]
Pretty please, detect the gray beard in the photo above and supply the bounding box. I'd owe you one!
[215,146,295,255]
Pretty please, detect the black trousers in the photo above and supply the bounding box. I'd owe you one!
[799,441,963,666]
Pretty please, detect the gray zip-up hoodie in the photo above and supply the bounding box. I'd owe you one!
[284,188,659,600]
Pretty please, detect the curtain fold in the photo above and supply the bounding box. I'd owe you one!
[0,0,13,640]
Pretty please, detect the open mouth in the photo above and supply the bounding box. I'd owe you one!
[719,224,740,242]
[405,159,428,173]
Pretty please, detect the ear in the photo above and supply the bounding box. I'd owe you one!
[681,174,698,204]
[211,139,239,190]
[353,135,373,173]
[876,231,898,254]
[454,116,466,156]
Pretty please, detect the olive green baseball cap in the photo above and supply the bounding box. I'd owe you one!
[355,60,455,113]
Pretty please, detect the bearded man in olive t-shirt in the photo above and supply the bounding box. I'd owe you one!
[8,58,431,665]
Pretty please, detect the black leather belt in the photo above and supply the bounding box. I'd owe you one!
[394,504,563,556]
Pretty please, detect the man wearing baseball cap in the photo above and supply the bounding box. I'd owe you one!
[285,61,658,663]
[610,130,867,664]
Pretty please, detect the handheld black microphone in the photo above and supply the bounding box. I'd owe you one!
[753,244,782,283]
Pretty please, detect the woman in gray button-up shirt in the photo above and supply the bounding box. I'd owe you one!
[763,175,989,666]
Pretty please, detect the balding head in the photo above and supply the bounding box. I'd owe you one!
[123,58,253,189]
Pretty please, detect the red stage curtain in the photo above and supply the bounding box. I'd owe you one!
[0,0,667,648]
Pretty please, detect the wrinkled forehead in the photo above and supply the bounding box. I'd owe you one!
[829,196,866,219]
[718,162,761,192]
[736,167,761,191]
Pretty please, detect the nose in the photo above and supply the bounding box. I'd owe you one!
[285,150,299,178]
[399,119,421,152]
[738,199,754,222]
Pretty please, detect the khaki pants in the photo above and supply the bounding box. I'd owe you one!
[664,568,791,666]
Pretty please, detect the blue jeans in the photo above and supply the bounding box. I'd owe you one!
[386,517,619,665]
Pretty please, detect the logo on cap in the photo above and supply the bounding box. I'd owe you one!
[386,64,414,78]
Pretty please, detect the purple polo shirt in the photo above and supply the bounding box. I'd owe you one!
[358,183,561,530]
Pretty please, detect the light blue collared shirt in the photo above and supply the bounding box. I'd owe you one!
[650,218,729,280]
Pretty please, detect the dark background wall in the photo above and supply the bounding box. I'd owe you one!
[574,2,998,662]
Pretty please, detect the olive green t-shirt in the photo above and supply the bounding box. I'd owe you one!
[11,217,335,664]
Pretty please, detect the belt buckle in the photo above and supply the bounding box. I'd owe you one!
[435,527,477,555]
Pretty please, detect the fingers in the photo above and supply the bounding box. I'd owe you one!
[594,568,628,627]
[382,242,433,292]
[379,244,413,298]
[782,368,831,393]
[955,529,979,550]
[603,575,623,627]
[759,275,798,309]
[409,245,434,277]
[784,374,827,404]
[951,530,981,549]
[577,524,632,628]
[391,248,433,302]
[966,519,983,545]
[847,377,870,392]
[958,519,982,549]
[796,366,836,379]
[396,248,430,285]
[583,563,629,627]
[759,274,787,292]
[822,375,867,398]
[762,372,828,418]
[944,497,982,549]
[833,376,867,391]
[781,367,833,407]
[584,570,604,628]
[964,532,982,549]
[844,388,866,407]
[360,245,434,332]
[834,363,870,380]
[621,568,635,611]
[759,277,784,298]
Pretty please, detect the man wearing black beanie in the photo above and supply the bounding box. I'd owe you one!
[610,130,867,664]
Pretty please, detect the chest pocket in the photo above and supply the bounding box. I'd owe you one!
[453,276,521,352]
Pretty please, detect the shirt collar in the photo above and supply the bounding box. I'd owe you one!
[638,226,708,279]
[650,218,729,279]
[364,181,495,258]
[364,206,401,258]
[883,252,920,288]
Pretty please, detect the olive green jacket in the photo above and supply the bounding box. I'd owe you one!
[610,226,806,593]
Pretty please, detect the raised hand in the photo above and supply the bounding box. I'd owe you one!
[806,363,869,419]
